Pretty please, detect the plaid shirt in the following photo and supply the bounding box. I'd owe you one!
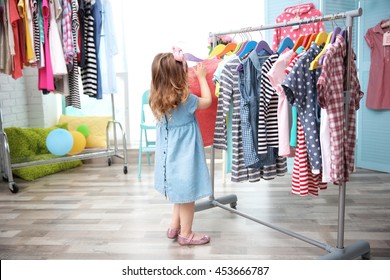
[317,35,364,184]
[61,0,74,64]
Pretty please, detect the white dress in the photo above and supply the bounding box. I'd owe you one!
[49,0,67,76]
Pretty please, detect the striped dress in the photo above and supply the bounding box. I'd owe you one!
[80,0,98,97]
[283,47,327,196]
[258,53,288,179]
[65,0,81,108]
[258,53,280,155]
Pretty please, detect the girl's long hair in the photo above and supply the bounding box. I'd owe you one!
[149,53,189,120]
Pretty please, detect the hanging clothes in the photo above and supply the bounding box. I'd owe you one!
[238,50,271,168]
[65,0,81,108]
[0,0,12,75]
[188,57,220,147]
[272,3,324,52]
[267,48,295,157]
[257,53,280,156]
[282,42,327,196]
[317,34,364,184]
[91,0,103,99]
[8,0,23,79]
[18,0,35,65]
[38,0,54,91]
[214,55,261,182]
[283,42,323,174]
[31,0,41,64]
[291,118,327,196]
[48,0,67,76]
[364,20,390,109]
[80,0,98,97]
[100,0,118,95]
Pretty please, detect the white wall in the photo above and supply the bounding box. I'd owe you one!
[0,0,266,147]
[121,0,266,146]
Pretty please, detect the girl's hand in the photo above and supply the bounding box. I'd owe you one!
[194,63,207,79]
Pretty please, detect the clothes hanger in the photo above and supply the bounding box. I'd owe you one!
[208,44,226,58]
[238,40,257,59]
[314,31,328,47]
[295,45,305,54]
[316,20,341,67]
[253,29,273,55]
[255,40,273,55]
[216,42,237,58]
[381,20,390,28]
[293,35,305,51]
[330,26,341,44]
[235,41,248,55]
[184,53,204,62]
[304,33,318,50]
[233,41,243,53]
[300,34,312,50]
[310,31,332,70]
[277,37,294,54]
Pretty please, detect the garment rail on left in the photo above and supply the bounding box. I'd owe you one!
[0,95,128,194]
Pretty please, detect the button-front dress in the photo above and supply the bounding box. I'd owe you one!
[154,94,212,203]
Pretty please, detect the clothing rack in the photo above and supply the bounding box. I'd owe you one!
[195,8,371,260]
[0,94,128,194]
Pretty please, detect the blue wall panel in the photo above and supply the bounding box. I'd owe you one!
[357,0,390,172]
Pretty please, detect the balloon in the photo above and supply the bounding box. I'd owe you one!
[46,128,73,156]
[76,124,90,138]
[68,131,86,155]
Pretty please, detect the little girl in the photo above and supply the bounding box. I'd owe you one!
[149,47,212,246]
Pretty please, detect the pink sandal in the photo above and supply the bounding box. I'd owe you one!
[167,228,180,239]
[177,233,210,245]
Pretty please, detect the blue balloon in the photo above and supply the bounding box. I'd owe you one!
[46,128,74,156]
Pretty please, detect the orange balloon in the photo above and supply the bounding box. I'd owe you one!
[68,131,86,155]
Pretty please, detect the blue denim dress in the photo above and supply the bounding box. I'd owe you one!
[154,94,212,203]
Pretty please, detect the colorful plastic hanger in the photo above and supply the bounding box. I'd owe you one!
[304,33,318,50]
[277,37,294,54]
[238,40,257,59]
[293,35,305,51]
[184,53,204,62]
[208,44,226,58]
[235,41,249,56]
[310,31,332,70]
[330,26,341,44]
[216,42,237,58]
[255,40,273,54]
[314,31,328,47]
[233,41,244,53]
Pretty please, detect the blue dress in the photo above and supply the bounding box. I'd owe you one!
[154,94,212,203]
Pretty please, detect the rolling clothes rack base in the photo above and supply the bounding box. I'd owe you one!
[0,94,128,194]
[195,8,371,260]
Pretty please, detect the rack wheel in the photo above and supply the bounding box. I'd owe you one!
[123,166,128,174]
[362,252,371,260]
[230,202,237,209]
[108,158,112,166]
[9,182,18,193]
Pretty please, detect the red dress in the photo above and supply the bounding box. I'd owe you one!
[188,57,221,147]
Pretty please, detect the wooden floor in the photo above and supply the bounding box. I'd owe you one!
[0,149,389,260]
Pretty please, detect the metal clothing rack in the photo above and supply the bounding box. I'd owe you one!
[0,94,128,194]
[195,8,371,260]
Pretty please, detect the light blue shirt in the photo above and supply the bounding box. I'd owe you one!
[99,0,118,94]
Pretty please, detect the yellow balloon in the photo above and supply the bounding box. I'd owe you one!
[68,131,86,155]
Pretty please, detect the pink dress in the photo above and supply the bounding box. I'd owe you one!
[272,3,324,52]
[38,0,54,91]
